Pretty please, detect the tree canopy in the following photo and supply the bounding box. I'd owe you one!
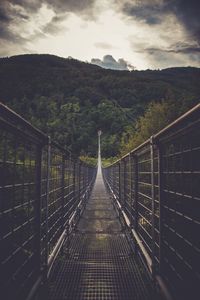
[0,54,199,158]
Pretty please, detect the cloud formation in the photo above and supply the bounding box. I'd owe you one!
[114,0,200,42]
[46,0,96,16]
[133,40,200,68]
[113,0,200,67]
[146,43,200,55]
[0,0,97,43]
[0,0,96,17]
[91,55,134,70]
[119,0,166,25]
[42,14,68,35]
[0,0,199,69]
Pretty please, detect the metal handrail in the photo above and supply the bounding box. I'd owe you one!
[107,103,200,166]
[103,103,200,300]
[0,103,97,300]
[0,102,48,141]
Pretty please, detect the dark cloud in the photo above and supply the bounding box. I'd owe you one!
[142,43,200,68]
[42,14,68,35]
[0,1,31,42]
[0,2,28,43]
[46,0,96,15]
[0,0,97,43]
[115,0,200,41]
[91,55,134,70]
[0,0,96,19]
[172,0,200,41]
[144,41,200,56]
[0,6,11,23]
[122,1,166,25]
[147,46,200,55]
[131,38,200,68]
[3,0,42,14]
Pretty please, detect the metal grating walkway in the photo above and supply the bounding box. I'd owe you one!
[47,169,155,300]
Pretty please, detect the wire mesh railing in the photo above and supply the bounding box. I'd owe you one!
[0,103,97,300]
[103,104,200,300]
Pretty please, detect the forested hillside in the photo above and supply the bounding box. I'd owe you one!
[0,54,199,157]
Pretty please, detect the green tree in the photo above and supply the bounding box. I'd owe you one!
[120,100,179,155]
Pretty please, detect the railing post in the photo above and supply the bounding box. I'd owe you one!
[112,166,114,190]
[116,164,118,194]
[86,165,89,194]
[133,154,139,254]
[78,161,81,201]
[133,154,138,232]
[84,165,87,198]
[73,160,76,203]
[123,159,126,209]
[158,143,163,276]
[120,160,125,207]
[129,153,134,226]
[114,165,117,193]
[83,164,85,196]
[150,136,156,281]
[118,162,121,202]
[61,155,65,230]
[44,137,51,280]
[35,143,43,277]
[85,164,87,189]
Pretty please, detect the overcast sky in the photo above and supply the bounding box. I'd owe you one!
[0,0,200,70]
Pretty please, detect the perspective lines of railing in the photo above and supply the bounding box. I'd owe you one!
[0,103,97,300]
[103,103,200,300]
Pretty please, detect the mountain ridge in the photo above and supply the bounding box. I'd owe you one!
[0,54,199,157]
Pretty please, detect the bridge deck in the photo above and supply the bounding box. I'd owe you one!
[47,171,155,300]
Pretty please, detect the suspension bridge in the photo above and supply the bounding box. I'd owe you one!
[0,103,200,300]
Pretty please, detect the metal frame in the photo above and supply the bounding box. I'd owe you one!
[0,103,97,300]
[103,104,200,300]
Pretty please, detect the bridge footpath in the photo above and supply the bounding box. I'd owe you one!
[47,165,155,300]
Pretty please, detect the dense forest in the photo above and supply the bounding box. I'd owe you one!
[0,54,199,159]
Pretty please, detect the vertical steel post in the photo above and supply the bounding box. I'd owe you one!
[35,143,43,277]
[118,162,121,202]
[85,165,88,199]
[150,136,156,280]
[130,153,134,225]
[78,162,81,202]
[61,155,65,229]
[158,143,163,276]
[73,160,76,204]
[85,165,87,196]
[112,166,114,190]
[133,154,139,254]
[65,158,73,255]
[114,165,117,194]
[44,137,51,280]
[134,154,138,231]
[82,163,85,197]
[123,159,126,209]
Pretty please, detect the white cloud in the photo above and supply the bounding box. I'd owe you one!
[91,55,134,70]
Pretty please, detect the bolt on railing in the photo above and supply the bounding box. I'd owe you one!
[0,103,97,300]
[103,104,200,300]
